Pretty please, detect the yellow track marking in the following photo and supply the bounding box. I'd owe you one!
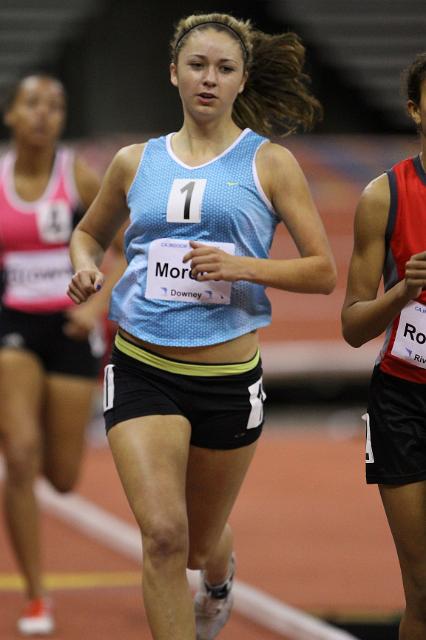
[0,571,140,592]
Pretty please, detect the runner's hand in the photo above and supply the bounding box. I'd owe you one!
[67,269,105,304]
[404,251,426,299]
[183,241,244,282]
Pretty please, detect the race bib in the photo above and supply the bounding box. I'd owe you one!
[391,301,426,368]
[166,179,206,224]
[4,248,72,303]
[36,200,72,243]
[145,238,235,305]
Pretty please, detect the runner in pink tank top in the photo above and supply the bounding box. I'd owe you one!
[0,145,80,312]
[342,53,426,640]
[0,74,108,636]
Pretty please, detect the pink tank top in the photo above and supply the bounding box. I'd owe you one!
[0,147,80,313]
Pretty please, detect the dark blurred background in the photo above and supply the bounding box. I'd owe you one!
[0,0,424,139]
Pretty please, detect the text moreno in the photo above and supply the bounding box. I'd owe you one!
[155,262,197,280]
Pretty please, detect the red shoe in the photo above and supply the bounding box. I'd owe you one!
[17,598,54,636]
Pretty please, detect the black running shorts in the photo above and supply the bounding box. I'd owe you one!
[0,306,104,379]
[365,365,426,485]
[103,338,266,450]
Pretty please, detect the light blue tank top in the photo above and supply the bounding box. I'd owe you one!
[109,128,279,347]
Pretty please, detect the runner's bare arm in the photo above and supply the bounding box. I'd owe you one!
[68,144,141,303]
[341,174,420,347]
[184,144,337,294]
[73,156,101,210]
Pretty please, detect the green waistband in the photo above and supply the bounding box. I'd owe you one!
[115,333,260,377]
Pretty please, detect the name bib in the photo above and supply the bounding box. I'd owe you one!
[391,301,426,368]
[145,238,235,304]
[3,248,72,303]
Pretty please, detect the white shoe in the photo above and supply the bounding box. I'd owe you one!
[194,557,235,640]
[17,597,55,636]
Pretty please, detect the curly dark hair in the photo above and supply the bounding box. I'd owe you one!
[403,52,426,105]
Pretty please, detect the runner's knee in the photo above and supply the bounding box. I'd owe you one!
[4,437,41,486]
[405,570,426,620]
[143,519,189,566]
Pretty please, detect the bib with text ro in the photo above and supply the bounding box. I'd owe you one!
[391,301,426,369]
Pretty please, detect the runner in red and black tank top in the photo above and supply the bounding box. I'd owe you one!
[342,52,426,640]
[378,155,426,383]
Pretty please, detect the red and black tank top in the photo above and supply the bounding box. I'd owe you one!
[377,155,426,383]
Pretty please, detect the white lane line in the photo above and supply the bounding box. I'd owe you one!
[261,340,379,379]
[35,479,359,640]
[234,581,359,640]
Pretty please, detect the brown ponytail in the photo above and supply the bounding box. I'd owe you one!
[234,31,322,136]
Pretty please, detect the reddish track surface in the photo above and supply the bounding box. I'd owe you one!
[1,135,413,637]
[0,423,403,639]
